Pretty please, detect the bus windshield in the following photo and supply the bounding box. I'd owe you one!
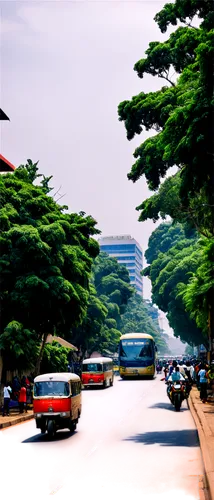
[82,363,103,372]
[34,381,70,397]
[119,339,153,360]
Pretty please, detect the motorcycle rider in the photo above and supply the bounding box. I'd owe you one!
[178,361,187,377]
[166,366,185,399]
[168,359,178,377]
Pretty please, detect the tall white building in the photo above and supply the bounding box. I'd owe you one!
[99,235,143,296]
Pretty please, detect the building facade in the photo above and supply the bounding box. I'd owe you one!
[99,235,143,296]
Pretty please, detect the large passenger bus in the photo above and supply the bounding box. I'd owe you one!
[118,333,156,378]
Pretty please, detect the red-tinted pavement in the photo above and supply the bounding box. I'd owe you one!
[1,377,204,500]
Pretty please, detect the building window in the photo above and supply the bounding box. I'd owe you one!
[100,244,136,252]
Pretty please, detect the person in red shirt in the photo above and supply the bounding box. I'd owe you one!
[19,384,27,413]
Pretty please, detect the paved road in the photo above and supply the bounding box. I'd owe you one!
[0,376,204,500]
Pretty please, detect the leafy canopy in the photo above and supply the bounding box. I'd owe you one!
[118,0,214,212]
[72,252,134,356]
[0,160,100,373]
[119,294,169,354]
[144,222,206,346]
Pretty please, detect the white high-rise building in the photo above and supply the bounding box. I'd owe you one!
[99,234,143,296]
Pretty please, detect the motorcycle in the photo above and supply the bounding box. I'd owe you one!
[167,381,186,411]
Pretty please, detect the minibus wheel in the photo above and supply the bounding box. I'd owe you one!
[47,420,55,438]
[69,421,76,433]
[40,426,46,435]
[110,378,113,386]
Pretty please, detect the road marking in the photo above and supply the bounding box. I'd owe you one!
[83,446,98,458]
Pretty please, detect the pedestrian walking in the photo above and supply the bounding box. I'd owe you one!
[2,382,12,416]
[19,384,27,413]
[198,363,208,403]
[12,376,21,401]
[207,361,214,398]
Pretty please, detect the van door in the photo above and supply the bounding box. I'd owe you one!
[71,381,80,419]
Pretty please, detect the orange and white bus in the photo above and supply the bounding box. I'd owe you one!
[81,357,114,388]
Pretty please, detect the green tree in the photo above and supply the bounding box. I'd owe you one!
[119,294,169,354]
[185,344,195,356]
[144,223,206,346]
[0,321,39,374]
[180,239,214,343]
[40,341,70,374]
[0,160,100,375]
[118,0,214,218]
[72,253,134,356]
[136,172,213,238]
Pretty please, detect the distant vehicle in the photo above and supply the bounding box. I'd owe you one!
[33,372,82,437]
[81,357,114,388]
[118,333,156,378]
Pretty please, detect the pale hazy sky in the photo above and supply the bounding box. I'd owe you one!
[1,0,173,327]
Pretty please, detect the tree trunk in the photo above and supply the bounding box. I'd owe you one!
[33,333,48,377]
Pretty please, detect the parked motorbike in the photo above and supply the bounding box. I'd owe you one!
[167,381,186,411]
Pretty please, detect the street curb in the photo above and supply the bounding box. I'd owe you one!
[188,394,214,500]
[0,413,33,429]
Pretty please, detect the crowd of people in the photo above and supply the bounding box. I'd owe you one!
[157,358,214,403]
[1,375,33,417]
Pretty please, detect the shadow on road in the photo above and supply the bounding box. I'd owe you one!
[149,402,188,412]
[123,429,199,447]
[22,430,75,443]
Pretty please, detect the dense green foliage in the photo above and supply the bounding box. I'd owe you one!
[0,163,162,371]
[144,222,211,346]
[41,342,70,374]
[118,0,214,353]
[119,294,169,354]
[180,239,214,340]
[136,172,213,239]
[118,0,214,216]
[0,160,100,375]
[72,252,133,356]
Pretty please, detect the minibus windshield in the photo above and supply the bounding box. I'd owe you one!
[82,363,102,372]
[34,381,70,397]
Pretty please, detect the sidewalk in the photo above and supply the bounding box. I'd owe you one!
[0,410,33,429]
[189,386,214,500]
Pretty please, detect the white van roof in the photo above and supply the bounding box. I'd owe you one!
[82,357,113,364]
[34,372,80,383]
